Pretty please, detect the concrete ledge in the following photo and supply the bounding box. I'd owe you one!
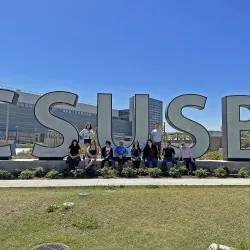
[1,178,250,188]
[1,159,250,172]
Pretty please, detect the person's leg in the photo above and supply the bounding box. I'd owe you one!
[67,156,74,170]
[152,157,158,168]
[144,157,150,168]
[108,159,112,167]
[101,159,105,168]
[84,158,90,168]
[73,157,81,167]
[114,158,120,172]
[190,159,197,171]
[170,158,178,167]
[158,142,162,159]
[183,158,191,170]
[135,159,141,168]
[161,158,168,172]
[87,159,96,168]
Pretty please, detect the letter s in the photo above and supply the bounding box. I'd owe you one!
[0,89,19,159]
[166,94,210,158]
[32,91,79,159]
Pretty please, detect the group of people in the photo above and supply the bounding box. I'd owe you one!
[66,122,197,173]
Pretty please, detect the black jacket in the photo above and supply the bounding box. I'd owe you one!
[101,147,113,159]
[143,145,158,159]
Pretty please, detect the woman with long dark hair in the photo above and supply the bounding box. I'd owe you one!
[143,139,158,168]
[84,139,99,169]
[79,123,94,146]
[131,140,142,168]
[67,139,81,170]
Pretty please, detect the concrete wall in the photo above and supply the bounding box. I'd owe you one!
[1,159,249,173]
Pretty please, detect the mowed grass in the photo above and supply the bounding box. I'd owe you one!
[1,187,250,250]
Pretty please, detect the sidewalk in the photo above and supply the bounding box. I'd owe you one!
[1,178,250,187]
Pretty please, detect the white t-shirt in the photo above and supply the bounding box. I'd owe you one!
[79,129,94,140]
[151,129,163,142]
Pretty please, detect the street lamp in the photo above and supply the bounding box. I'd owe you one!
[15,126,19,143]
[5,103,9,144]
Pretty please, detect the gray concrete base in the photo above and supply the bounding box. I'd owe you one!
[1,159,250,173]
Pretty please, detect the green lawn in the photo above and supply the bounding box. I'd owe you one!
[1,186,250,250]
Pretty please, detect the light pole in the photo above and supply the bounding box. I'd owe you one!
[15,126,19,143]
[5,103,9,144]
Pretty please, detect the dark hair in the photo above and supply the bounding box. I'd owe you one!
[105,141,111,146]
[167,141,171,144]
[132,140,140,149]
[144,139,154,149]
[155,122,159,125]
[70,139,79,147]
[85,123,92,129]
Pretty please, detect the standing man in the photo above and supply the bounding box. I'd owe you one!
[151,123,163,160]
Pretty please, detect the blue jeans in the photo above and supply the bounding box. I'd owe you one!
[67,156,81,170]
[145,157,157,168]
[162,158,178,167]
[183,158,196,171]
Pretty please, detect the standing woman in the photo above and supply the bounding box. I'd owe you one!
[67,139,81,170]
[79,123,94,146]
[84,140,99,169]
[131,141,142,168]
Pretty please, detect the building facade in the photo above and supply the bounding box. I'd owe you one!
[0,90,132,142]
[129,96,163,132]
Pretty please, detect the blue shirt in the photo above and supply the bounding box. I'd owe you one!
[114,146,128,156]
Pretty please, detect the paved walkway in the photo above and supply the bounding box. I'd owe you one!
[1,178,250,187]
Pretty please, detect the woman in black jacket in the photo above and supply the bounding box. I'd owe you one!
[101,141,113,167]
[143,139,158,168]
[131,140,142,168]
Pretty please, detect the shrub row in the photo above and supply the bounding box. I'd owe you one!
[0,166,250,180]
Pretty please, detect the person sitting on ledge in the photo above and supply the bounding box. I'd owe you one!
[131,140,142,169]
[101,141,113,168]
[178,141,196,172]
[84,140,99,170]
[162,141,178,170]
[114,140,128,173]
[143,139,158,168]
[67,139,81,170]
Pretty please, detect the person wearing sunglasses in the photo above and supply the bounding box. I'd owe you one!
[178,141,196,172]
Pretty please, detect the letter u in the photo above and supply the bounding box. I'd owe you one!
[97,94,150,153]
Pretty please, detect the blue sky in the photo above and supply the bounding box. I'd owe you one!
[0,0,250,131]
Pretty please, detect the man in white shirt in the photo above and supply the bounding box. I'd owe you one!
[151,123,163,160]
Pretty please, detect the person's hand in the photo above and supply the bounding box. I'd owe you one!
[191,158,194,163]
[119,155,122,159]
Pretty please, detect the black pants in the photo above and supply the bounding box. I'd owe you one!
[67,156,81,170]
[183,158,196,171]
[101,158,112,168]
[132,159,141,168]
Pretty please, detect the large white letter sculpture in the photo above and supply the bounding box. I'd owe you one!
[222,95,250,160]
[32,91,79,160]
[166,94,210,159]
[97,94,149,155]
[0,89,19,159]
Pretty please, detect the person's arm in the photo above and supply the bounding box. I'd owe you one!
[114,147,119,158]
[178,148,182,161]
[160,130,163,141]
[151,131,154,141]
[162,148,165,156]
[94,147,99,158]
[189,148,194,161]
[172,148,175,158]
[123,147,128,157]
[68,148,73,158]
[76,148,81,158]
[86,147,92,158]
[109,148,113,159]
[79,129,85,137]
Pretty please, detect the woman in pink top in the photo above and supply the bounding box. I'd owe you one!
[178,141,196,171]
